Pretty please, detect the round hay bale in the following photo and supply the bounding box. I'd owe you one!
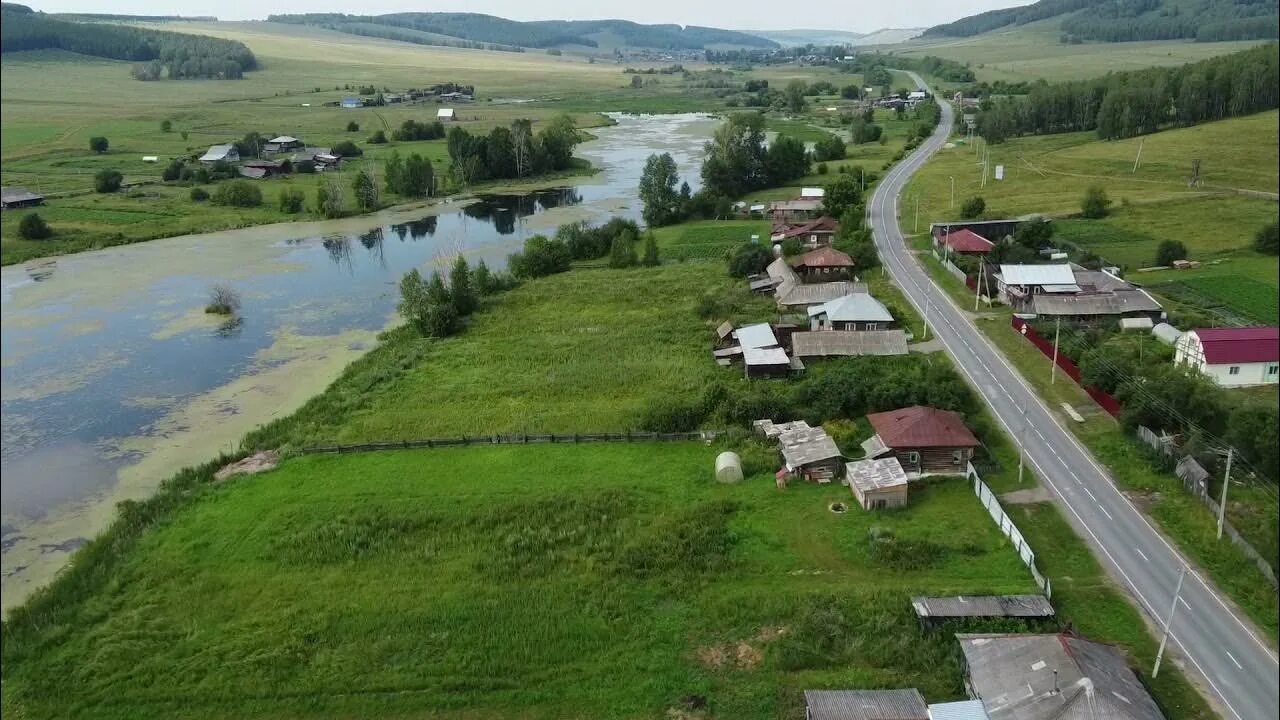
[715,451,743,484]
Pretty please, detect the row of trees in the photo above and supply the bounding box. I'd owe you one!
[1,8,257,80]
[445,116,580,184]
[505,218,660,278]
[398,256,515,338]
[701,113,810,199]
[383,152,436,198]
[976,44,1279,142]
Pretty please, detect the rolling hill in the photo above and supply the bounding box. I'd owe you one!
[748,27,926,47]
[924,0,1278,43]
[266,12,778,51]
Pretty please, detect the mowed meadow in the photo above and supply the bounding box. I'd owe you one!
[0,444,1039,720]
[904,110,1280,324]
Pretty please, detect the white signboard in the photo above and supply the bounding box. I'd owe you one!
[994,164,1005,180]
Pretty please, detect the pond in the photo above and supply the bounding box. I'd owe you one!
[0,113,718,609]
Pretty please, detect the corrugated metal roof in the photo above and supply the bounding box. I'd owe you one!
[928,700,990,720]
[735,323,779,350]
[778,281,858,307]
[269,135,299,143]
[866,406,979,449]
[911,595,1053,619]
[743,346,790,366]
[998,264,1075,287]
[1190,327,1280,364]
[942,229,994,253]
[957,634,1164,720]
[809,293,894,323]
[1,187,43,203]
[200,144,236,160]
[791,330,909,357]
[847,457,907,493]
[779,425,843,468]
[1030,290,1162,317]
[754,419,810,439]
[804,689,929,720]
[794,246,855,269]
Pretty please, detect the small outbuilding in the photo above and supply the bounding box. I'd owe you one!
[1,186,45,210]
[846,457,908,510]
[744,346,792,378]
[438,107,456,121]
[911,595,1054,629]
[790,329,909,358]
[199,144,240,164]
[778,424,844,482]
[1151,322,1182,346]
[715,451,743,484]
[804,689,929,720]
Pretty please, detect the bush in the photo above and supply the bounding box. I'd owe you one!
[278,188,305,213]
[93,169,123,193]
[507,235,571,279]
[332,140,363,157]
[728,242,773,277]
[638,396,707,432]
[160,120,172,133]
[816,162,829,175]
[211,180,263,208]
[779,237,804,257]
[346,120,360,132]
[607,231,639,268]
[813,134,846,161]
[959,196,986,219]
[1155,239,1188,266]
[295,159,316,174]
[189,187,209,201]
[18,212,52,240]
[1254,221,1278,255]
[1081,185,1111,218]
[205,285,241,315]
[368,130,388,144]
[641,233,660,267]
[161,159,183,182]
[89,136,109,153]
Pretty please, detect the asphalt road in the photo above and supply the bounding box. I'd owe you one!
[870,71,1279,720]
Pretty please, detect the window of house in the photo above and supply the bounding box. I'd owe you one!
[865,322,878,331]
[1269,365,1278,376]
[1229,366,1240,375]
[952,449,964,464]
[906,451,920,464]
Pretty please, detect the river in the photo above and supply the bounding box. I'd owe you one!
[0,112,718,610]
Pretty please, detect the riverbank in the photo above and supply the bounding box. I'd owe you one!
[0,161,600,267]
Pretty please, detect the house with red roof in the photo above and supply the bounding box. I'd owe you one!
[771,216,840,247]
[861,406,980,474]
[934,228,995,256]
[1174,327,1279,387]
[791,246,855,281]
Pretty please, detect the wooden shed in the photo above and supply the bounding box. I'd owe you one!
[846,457,908,510]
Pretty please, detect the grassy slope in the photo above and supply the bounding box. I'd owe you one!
[0,444,1036,720]
[903,111,1280,323]
[892,20,1265,84]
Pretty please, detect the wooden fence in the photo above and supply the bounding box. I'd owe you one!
[299,431,723,455]
[1010,316,1122,417]
[967,462,1052,599]
[1135,426,1277,588]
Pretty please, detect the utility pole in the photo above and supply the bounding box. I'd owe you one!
[949,176,955,209]
[1132,138,1145,173]
[1051,317,1061,385]
[914,195,920,234]
[1152,564,1188,679]
[1217,448,1233,539]
[922,291,932,341]
[974,261,984,312]
[861,166,865,194]
[1018,407,1027,483]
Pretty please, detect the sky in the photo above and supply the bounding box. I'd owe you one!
[21,1,1029,32]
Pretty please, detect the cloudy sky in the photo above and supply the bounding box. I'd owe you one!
[23,1,1026,32]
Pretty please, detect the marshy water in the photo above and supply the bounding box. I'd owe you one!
[0,113,718,609]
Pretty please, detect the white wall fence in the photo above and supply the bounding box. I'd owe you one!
[966,462,1052,598]
[931,249,969,283]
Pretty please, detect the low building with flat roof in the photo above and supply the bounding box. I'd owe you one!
[846,457,908,510]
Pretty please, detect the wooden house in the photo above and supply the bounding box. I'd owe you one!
[934,228,994,256]
[772,216,840,247]
[808,293,895,331]
[862,406,979,474]
[1,187,45,210]
[792,246,855,282]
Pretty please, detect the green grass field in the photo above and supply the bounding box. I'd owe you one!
[904,111,1279,322]
[240,261,774,450]
[892,20,1266,84]
[0,443,1040,720]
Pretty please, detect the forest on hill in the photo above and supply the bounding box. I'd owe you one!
[266,12,778,50]
[0,5,257,79]
[976,43,1279,141]
[924,0,1278,43]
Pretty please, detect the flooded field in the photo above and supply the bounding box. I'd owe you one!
[0,113,717,609]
